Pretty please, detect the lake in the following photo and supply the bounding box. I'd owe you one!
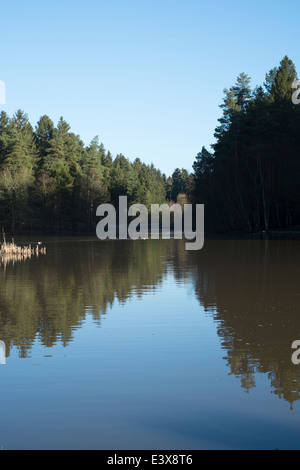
[0,236,300,450]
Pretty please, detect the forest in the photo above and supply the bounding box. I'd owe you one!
[192,56,300,233]
[0,56,299,234]
[0,110,192,232]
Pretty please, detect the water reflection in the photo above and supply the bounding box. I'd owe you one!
[0,239,176,357]
[0,237,300,409]
[191,239,300,409]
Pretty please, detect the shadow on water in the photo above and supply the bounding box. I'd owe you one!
[0,236,300,409]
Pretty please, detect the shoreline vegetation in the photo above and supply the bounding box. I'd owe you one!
[0,231,46,267]
[0,56,299,235]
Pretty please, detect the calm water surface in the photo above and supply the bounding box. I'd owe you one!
[0,237,300,450]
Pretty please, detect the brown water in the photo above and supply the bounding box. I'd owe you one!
[0,236,300,449]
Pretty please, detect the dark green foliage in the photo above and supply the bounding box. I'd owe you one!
[0,113,169,232]
[192,56,300,233]
[171,168,190,202]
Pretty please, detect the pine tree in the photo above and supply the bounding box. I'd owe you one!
[0,110,38,230]
[270,56,297,102]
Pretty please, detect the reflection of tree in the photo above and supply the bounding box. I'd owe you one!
[1,237,300,408]
[189,238,300,408]
[0,239,179,358]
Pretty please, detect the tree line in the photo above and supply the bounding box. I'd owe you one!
[0,111,192,232]
[192,56,300,233]
[2,55,298,235]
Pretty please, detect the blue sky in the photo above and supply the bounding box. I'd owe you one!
[0,0,299,176]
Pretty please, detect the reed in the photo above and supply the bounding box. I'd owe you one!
[0,232,46,267]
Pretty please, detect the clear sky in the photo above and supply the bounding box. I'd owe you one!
[0,0,299,176]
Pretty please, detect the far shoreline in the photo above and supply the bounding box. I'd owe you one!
[4,228,300,241]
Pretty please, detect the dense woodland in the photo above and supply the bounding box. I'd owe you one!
[0,55,299,234]
[0,109,191,232]
[192,56,300,233]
